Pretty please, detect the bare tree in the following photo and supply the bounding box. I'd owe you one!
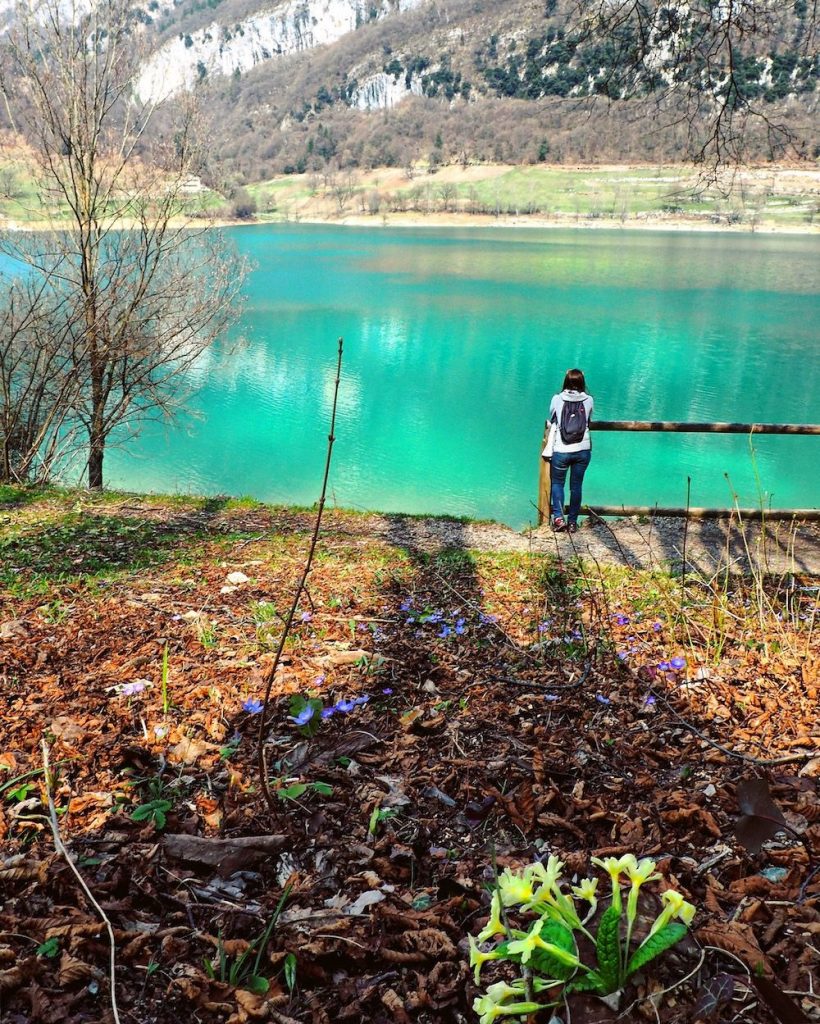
[0,273,83,482]
[0,0,247,488]
[571,0,818,182]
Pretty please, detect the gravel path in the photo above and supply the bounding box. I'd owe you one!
[361,512,820,576]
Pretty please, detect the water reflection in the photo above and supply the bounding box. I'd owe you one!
[105,226,820,527]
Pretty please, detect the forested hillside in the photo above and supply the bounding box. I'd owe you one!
[135,0,818,183]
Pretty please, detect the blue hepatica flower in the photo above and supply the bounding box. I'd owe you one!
[243,698,264,714]
[321,707,336,720]
[314,674,326,686]
[353,694,371,706]
[670,656,687,671]
[479,613,497,625]
[438,624,452,639]
[300,611,312,623]
[617,651,629,662]
[537,621,550,634]
[406,617,416,625]
[644,694,657,706]
[658,661,672,672]
[120,681,146,697]
[400,598,413,612]
[596,694,611,705]
[615,615,630,626]
[335,699,356,713]
[382,687,393,695]
[290,705,315,726]
[653,621,663,632]
[455,618,466,635]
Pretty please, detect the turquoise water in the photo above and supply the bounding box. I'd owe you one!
[106,225,819,529]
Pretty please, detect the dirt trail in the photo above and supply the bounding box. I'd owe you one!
[357,512,820,576]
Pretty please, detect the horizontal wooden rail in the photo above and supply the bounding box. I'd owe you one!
[537,418,818,526]
[591,420,820,435]
[586,505,820,522]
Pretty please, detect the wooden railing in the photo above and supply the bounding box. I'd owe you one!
[537,420,820,525]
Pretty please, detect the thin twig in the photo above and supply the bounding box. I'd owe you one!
[42,741,121,1024]
[681,475,691,609]
[256,337,344,819]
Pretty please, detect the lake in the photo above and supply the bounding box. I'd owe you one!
[106,224,819,529]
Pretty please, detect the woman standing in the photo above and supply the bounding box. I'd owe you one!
[548,369,594,533]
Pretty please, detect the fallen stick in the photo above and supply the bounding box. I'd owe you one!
[41,741,121,1024]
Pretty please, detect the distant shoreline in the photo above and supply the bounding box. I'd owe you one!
[236,211,820,235]
[3,213,818,235]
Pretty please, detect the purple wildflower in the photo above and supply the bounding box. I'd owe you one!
[243,698,264,714]
[479,613,497,625]
[321,707,336,720]
[121,681,146,697]
[644,694,657,706]
[314,674,326,686]
[290,706,315,726]
[545,694,560,702]
[300,611,312,623]
[615,615,630,626]
[617,651,629,662]
[353,694,371,706]
[658,661,672,672]
[438,624,452,639]
[595,694,611,705]
[382,687,394,695]
[400,598,413,612]
[537,622,549,634]
[653,621,663,632]
[406,617,416,625]
[670,656,687,671]
[455,618,466,635]
[335,699,356,713]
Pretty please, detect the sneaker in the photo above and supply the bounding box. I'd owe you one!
[552,517,566,532]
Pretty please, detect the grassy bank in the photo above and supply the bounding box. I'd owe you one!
[2,159,819,232]
[0,486,818,1023]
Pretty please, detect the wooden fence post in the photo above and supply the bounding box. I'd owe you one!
[537,420,549,526]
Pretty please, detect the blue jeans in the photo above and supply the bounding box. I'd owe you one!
[550,449,591,524]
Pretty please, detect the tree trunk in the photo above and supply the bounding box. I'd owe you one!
[87,424,104,489]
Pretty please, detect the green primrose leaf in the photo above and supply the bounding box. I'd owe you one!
[279,783,308,801]
[568,971,608,995]
[626,923,688,979]
[283,952,297,992]
[529,920,578,980]
[312,781,333,797]
[595,905,623,991]
[244,975,270,995]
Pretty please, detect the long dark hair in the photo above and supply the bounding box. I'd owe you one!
[562,368,586,392]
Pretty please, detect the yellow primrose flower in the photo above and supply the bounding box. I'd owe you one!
[477,890,507,943]
[526,854,564,890]
[473,988,547,1024]
[645,889,697,940]
[485,981,526,1002]
[571,876,599,923]
[625,857,662,927]
[468,935,505,984]
[661,889,696,926]
[592,855,627,912]
[505,918,581,967]
[625,857,661,887]
[497,868,534,908]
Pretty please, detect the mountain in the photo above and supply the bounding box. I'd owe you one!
[4,0,819,181]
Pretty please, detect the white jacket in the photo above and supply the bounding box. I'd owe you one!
[549,389,594,453]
